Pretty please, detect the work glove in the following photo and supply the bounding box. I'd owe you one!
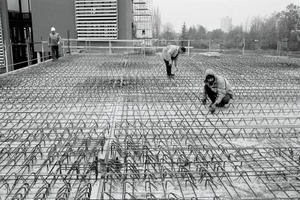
[209,103,216,114]
[201,99,206,105]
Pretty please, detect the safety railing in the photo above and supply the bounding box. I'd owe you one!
[59,38,193,56]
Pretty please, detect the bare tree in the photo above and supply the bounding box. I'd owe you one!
[243,17,251,32]
[152,7,161,38]
[161,22,176,40]
[276,4,300,50]
[249,16,264,49]
[180,22,188,46]
[224,25,244,49]
[262,13,278,49]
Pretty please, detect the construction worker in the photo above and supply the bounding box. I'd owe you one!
[48,27,61,60]
[201,69,234,113]
[161,45,186,77]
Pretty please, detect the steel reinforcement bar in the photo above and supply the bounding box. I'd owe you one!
[0,53,299,199]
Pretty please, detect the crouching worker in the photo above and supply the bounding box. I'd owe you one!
[201,69,234,114]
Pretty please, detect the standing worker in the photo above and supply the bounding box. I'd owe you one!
[48,27,61,61]
[201,69,234,113]
[161,45,186,77]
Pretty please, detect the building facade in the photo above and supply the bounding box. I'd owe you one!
[75,0,118,39]
[0,0,30,73]
[221,16,232,33]
[31,0,134,52]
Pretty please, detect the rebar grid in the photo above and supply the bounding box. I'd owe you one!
[0,53,299,199]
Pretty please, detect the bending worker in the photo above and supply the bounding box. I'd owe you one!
[161,45,186,77]
[201,69,234,113]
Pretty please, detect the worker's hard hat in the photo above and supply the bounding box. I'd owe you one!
[51,27,56,31]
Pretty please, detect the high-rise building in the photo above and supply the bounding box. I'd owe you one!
[221,16,232,33]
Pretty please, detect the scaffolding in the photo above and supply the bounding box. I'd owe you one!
[133,0,152,40]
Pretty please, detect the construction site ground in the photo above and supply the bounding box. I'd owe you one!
[0,53,300,199]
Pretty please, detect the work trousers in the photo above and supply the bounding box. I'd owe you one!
[51,45,59,60]
[163,59,173,75]
[204,85,232,107]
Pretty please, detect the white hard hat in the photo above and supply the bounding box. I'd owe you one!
[51,27,56,31]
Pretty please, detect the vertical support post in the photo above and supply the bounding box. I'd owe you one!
[41,37,44,62]
[242,38,245,55]
[144,39,146,57]
[188,40,190,55]
[67,30,71,55]
[61,40,64,56]
[37,52,41,63]
[4,41,8,73]
[10,40,13,71]
[278,42,280,56]
[277,41,279,56]
[26,39,30,66]
[109,40,112,54]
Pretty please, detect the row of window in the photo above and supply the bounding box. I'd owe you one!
[76,25,117,27]
[76,10,117,13]
[77,30,117,32]
[75,0,117,39]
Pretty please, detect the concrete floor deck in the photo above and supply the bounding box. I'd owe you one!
[0,53,300,199]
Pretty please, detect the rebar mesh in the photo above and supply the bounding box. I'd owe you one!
[0,53,299,199]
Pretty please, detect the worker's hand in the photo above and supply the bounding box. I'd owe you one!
[210,103,216,109]
[209,103,216,114]
[201,99,206,105]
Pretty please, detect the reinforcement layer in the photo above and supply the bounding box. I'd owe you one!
[0,53,300,199]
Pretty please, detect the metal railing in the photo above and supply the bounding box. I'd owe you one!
[59,38,193,55]
[0,39,193,74]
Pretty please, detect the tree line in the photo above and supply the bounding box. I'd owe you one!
[152,4,300,51]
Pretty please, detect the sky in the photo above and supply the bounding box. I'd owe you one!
[152,0,300,32]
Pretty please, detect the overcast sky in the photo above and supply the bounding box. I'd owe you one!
[152,0,300,32]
